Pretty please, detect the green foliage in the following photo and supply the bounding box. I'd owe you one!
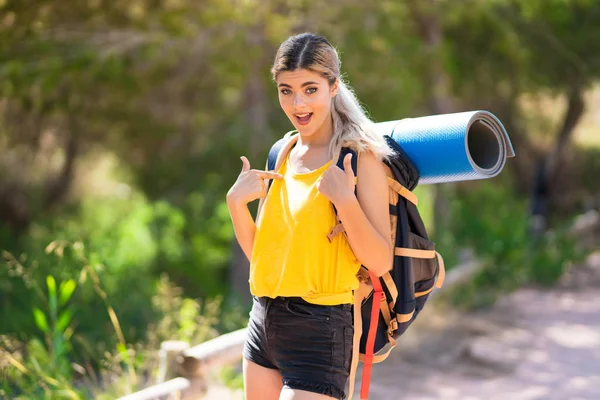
[153,191,235,297]
[218,365,245,392]
[443,0,600,97]
[1,260,241,399]
[437,178,585,309]
[0,271,81,399]
[30,275,77,378]
[1,184,236,364]
[413,185,435,233]
[1,336,85,399]
[150,274,246,345]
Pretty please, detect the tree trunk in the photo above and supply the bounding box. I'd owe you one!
[45,125,78,211]
[530,85,585,235]
[0,117,78,233]
[545,85,585,182]
[0,185,30,233]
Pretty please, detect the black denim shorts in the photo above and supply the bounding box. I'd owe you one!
[243,296,354,399]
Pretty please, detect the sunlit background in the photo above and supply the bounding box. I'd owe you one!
[1,1,599,399]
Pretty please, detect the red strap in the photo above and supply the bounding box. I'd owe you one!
[360,270,383,399]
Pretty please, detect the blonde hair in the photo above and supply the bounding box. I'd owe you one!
[271,33,393,161]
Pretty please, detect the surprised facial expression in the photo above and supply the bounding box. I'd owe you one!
[276,69,338,138]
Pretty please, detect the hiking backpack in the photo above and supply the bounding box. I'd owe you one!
[266,131,445,400]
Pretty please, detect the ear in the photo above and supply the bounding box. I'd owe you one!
[330,79,339,98]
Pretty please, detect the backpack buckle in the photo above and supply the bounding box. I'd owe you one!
[326,222,345,243]
[356,267,370,284]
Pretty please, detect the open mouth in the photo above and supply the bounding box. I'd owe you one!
[295,112,313,126]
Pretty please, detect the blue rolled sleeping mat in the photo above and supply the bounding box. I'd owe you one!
[374,110,515,184]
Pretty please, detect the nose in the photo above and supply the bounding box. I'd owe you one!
[293,93,306,108]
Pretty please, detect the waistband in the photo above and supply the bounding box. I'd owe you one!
[253,295,352,310]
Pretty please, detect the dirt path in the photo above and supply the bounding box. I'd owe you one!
[355,252,600,400]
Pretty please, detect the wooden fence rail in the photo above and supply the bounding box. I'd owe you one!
[117,378,191,400]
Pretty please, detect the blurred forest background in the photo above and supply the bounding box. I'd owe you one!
[0,0,599,398]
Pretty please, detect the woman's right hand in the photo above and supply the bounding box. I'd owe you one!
[227,156,283,206]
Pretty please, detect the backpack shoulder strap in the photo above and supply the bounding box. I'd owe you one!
[268,130,298,169]
[337,147,358,180]
[267,137,288,172]
[266,131,299,190]
[325,147,359,242]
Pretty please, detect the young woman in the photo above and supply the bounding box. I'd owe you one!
[227,33,393,400]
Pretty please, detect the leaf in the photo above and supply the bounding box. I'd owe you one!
[29,354,65,388]
[55,389,81,400]
[117,343,127,355]
[45,241,58,254]
[33,308,49,333]
[46,275,57,298]
[47,275,57,317]
[56,309,73,333]
[117,343,131,365]
[45,241,68,256]
[6,353,29,374]
[79,267,88,284]
[64,326,75,342]
[58,279,76,306]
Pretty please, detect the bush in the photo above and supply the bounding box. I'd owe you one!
[0,185,242,398]
[0,270,245,399]
[434,178,585,309]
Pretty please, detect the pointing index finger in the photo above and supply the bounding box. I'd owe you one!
[256,170,283,179]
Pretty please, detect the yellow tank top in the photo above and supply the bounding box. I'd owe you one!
[249,153,360,305]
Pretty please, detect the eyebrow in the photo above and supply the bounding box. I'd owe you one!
[278,81,319,88]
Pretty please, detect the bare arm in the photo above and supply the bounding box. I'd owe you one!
[226,199,257,262]
[333,152,393,277]
[226,158,281,262]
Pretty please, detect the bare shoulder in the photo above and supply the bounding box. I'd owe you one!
[356,151,387,185]
[355,150,391,244]
[356,150,388,208]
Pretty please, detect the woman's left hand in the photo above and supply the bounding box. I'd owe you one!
[316,153,356,206]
